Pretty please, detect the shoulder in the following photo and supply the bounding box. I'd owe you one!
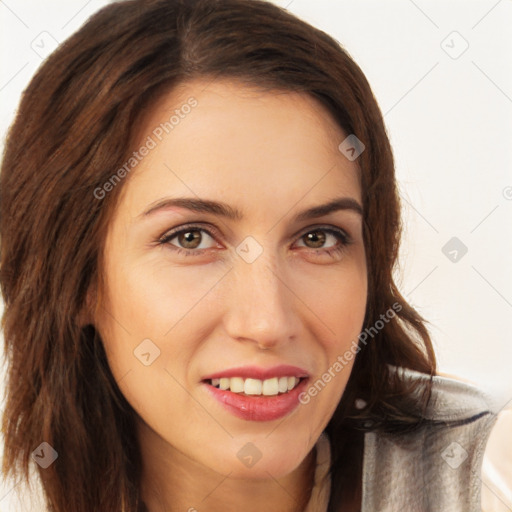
[395,365,499,422]
[482,404,512,511]
[362,366,499,512]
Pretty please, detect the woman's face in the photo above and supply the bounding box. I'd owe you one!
[95,78,367,480]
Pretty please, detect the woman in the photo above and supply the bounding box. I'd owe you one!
[0,0,497,511]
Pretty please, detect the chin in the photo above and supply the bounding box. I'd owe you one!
[205,439,310,480]
[218,457,304,480]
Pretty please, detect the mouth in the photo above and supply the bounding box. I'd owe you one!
[204,376,305,396]
[201,365,310,421]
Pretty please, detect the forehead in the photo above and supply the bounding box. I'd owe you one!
[117,78,361,218]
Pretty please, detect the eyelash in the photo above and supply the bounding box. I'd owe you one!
[157,223,352,258]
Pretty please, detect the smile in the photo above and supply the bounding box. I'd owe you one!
[207,376,302,396]
[201,365,310,421]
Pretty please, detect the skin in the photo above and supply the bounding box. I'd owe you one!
[93,78,368,512]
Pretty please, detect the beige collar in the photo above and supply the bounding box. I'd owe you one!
[304,433,331,512]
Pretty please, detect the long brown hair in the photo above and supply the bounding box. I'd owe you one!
[0,1,436,510]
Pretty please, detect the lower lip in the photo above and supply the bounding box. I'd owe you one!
[203,378,308,422]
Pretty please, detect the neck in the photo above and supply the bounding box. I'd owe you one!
[137,419,317,512]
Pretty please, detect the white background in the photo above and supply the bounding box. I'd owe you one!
[1,0,511,509]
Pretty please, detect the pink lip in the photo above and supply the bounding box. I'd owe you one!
[201,365,310,422]
[202,365,309,381]
[203,379,308,421]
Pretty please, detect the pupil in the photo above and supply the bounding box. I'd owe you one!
[306,231,325,248]
[180,230,201,249]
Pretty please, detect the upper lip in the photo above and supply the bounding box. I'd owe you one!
[202,365,310,381]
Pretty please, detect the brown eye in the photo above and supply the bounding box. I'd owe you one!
[178,230,202,249]
[303,230,327,249]
[294,227,350,257]
[160,226,218,253]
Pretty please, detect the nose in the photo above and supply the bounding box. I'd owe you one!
[222,254,298,350]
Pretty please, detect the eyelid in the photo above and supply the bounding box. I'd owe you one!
[292,224,351,246]
[158,222,352,253]
[158,222,221,245]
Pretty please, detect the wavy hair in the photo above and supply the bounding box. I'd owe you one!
[0,0,436,510]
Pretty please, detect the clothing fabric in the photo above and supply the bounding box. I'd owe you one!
[304,367,499,512]
[481,406,512,510]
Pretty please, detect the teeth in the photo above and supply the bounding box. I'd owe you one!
[209,376,301,395]
[244,378,262,395]
[262,377,278,396]
[230,377,244,393]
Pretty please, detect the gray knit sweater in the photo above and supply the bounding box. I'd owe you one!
[305,367,499,511]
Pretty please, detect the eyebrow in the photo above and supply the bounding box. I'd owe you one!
[140,196,363,221]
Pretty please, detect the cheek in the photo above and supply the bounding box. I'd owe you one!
[296,261,367,414]
[96,257,228,407]
[295,257,367,343]
[102,256,228,339]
